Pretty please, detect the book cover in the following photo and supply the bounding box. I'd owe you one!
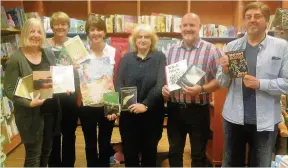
[104,92,120,116]
[14,74,33,100]
[64,35,89,64]
[226,50,248,78]
[176,65,206,88]
[33,71,53,99]
[123,15,137,33]
[51,66,75,94]
[55,47,73,66]
[120,87,137,111]
[165,59,187,91]
[78,58,115,106]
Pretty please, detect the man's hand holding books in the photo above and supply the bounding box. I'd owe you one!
[219,55,229,73]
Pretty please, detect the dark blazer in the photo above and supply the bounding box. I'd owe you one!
[116,51,166,113]
[4,47,60,143]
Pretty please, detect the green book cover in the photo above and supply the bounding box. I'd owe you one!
[104,92,120,116]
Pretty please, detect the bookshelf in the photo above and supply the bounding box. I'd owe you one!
[0,28,22,157]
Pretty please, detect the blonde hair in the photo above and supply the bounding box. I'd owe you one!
[19,18,46,48]
[50,11,70,29]
[129,24,158,52]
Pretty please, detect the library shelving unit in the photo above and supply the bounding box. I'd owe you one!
[2,0,286,166]
[0,28,22,155]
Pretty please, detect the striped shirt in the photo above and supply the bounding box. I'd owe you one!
[166,39,222,105]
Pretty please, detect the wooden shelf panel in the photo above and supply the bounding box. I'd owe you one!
[1,28,21,36]
[140,1,188,16]
[190,1,236,26]
[91,1,137,16]
[3,134,21,155]
[42,1,88,20]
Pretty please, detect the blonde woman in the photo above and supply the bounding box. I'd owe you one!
[45,11,79,167]
[116,24,166,167]
[4,18,60,167]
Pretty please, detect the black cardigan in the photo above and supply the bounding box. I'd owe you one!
[116,51,166,112]
[4,47,61,143]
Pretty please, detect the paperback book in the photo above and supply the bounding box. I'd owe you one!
[165,59,187,91]
[226,50,248,78]
[104,92,120,116]
[33,71,53,99]
[51,66,75,94]
[64,35,89,64]
[120,87,137,111]
[78,58,115,106]
[14,74,33,100]
[176,65,206,88]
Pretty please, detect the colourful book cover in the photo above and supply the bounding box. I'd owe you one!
[104,92,120,116]
[110,37,130,57]
[227,50,248,78]
[78,58,115,106]
[33,71,53,99]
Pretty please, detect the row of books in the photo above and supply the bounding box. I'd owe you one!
[1,34,20,57]
[1,6,27,29]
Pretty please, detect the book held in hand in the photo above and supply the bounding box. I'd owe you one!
[64,35,89,64]
[176,65,206,88]
[51,66,75,94]
[104,92,120,116]
[33,71,53,99]
[14,74,33,100]
[165,59,187,91]
[120,87,137,111]
[226,50,248,78]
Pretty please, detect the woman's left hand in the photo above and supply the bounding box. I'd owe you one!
[128,103,147,114]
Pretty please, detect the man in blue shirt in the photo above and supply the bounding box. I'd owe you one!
[217,2,288,167]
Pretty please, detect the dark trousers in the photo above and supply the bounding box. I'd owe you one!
[79,106,114,167]
[119,111,164,167]
[222,119,278,167]
[167,102,210,167]
[24,115,54,167]
[49,95,79,167]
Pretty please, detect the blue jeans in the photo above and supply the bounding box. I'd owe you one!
[223,119,277,167]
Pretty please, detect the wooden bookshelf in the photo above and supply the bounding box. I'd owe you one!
[3,134,21,155]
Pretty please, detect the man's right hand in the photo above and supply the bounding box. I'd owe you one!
[219,55,229,73]
[30,93,45,108]
[162,85,170,99]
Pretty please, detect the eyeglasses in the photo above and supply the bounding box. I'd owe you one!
[244,14,264,21]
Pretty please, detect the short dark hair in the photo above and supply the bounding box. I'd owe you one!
[85,14,106,34]
[243,2,270,22]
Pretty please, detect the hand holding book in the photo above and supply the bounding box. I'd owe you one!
[181,85,202,96]
[128,104,147,114]
[219,55,229,73]
[29,93,45,108]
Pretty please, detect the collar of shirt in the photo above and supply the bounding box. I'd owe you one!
[177,39,201,51]
[240,34,268,51]
[86,43,109,59]
[134,51,153,61]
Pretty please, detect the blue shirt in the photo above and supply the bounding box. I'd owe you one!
[216,35,288,131]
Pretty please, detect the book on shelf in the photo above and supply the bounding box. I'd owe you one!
[33,71,53,99]
[14,74,33,100]
[103,92,120,116]
[51,66,75,94]
[176,65,206,88]
[165,59,187,91]
[78,59,115,106]
[64,35,89,64]
[227,50,248,78]
[109,37,130,57]
[120,87,137,111]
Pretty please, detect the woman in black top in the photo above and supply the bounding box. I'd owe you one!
[116,24,166,167]
[46,12,79,167]
[4,18,61,167]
